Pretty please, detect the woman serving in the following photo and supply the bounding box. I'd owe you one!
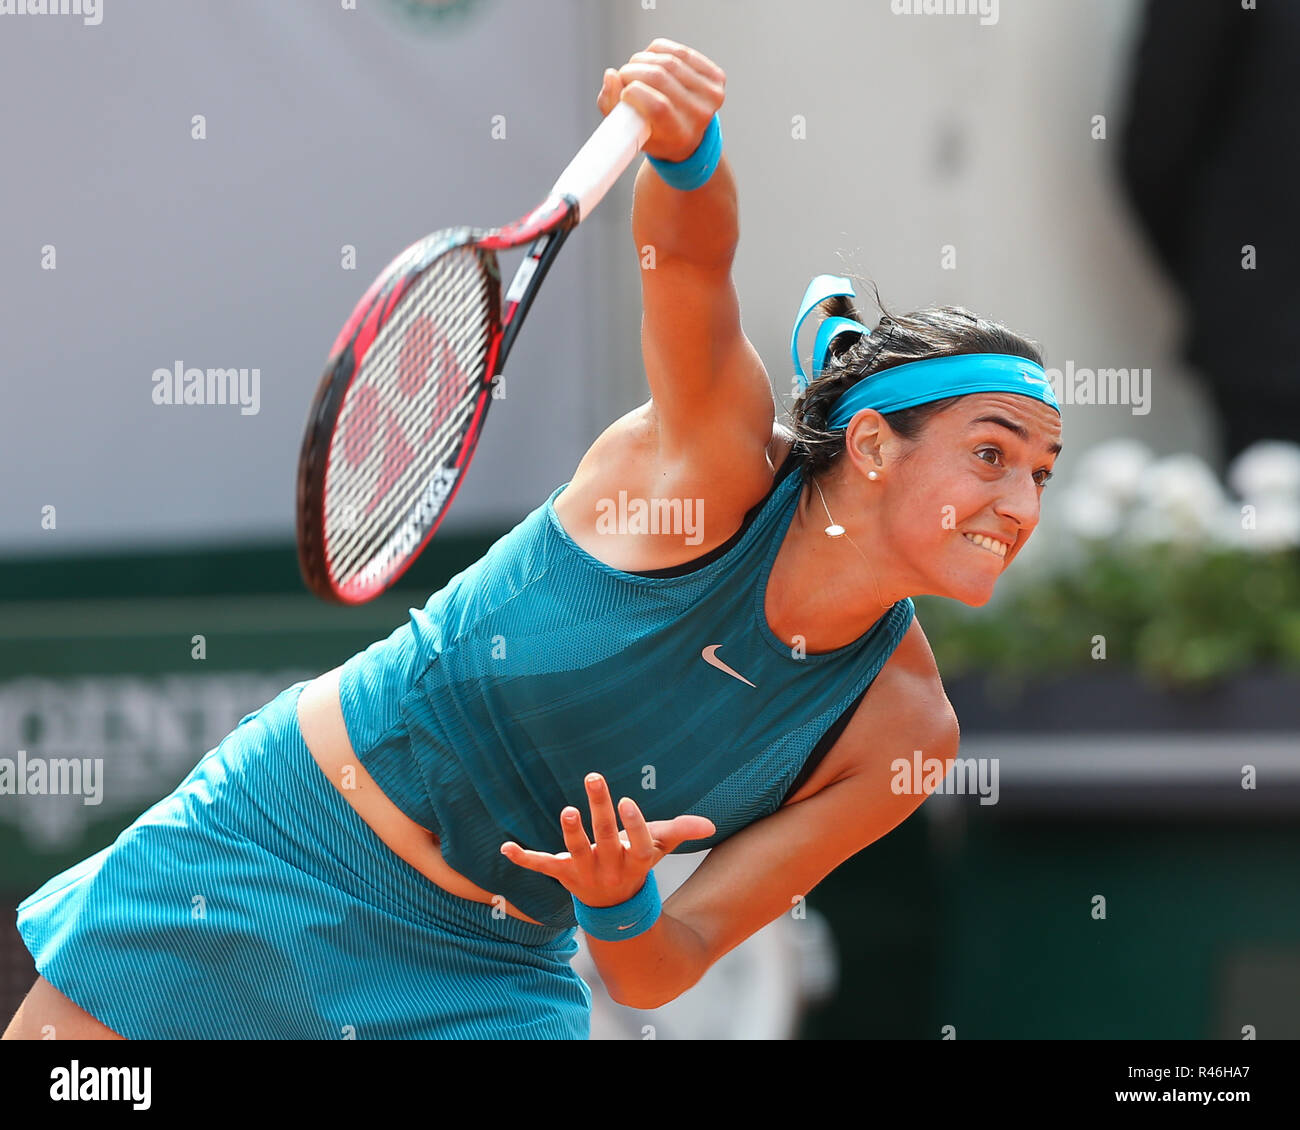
[6,38,1061,1040]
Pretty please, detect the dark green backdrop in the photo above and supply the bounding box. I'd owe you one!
[3,537,1296,1038]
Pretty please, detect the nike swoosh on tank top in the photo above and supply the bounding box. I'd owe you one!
[337,451,915,929]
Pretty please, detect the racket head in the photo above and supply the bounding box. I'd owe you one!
[296,228,502,604]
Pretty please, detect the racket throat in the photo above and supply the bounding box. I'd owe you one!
[504,244,544,306]
[493,196,577,376]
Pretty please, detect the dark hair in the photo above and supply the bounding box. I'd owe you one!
[790,278,1045,476]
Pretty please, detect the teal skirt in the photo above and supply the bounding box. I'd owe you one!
[15,681,591,1039]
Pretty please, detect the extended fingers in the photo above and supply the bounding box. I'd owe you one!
[644,814,717,853]
[584,773,621,846]
[617,796,657,863]
[499,841,566,879]
[506,778,663,891]
[559,806,594,866]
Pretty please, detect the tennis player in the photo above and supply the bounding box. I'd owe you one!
[4,38,1061,1040]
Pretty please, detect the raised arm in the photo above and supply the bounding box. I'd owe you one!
[600,40,774,486]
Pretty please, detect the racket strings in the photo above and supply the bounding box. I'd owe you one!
[331,388,481,578]
[323,246,494,585]
[326,278,487,574]
[329,378,480,584]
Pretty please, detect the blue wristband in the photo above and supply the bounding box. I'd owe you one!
[572,872,662,941]
[647,113,723,191]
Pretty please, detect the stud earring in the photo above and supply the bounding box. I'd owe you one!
[868,471,879,481]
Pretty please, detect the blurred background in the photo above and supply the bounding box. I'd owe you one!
[2,0,1296,1039]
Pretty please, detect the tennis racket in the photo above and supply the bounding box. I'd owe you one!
[296,101,651,604]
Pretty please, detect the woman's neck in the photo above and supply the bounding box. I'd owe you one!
[764,475,903,655]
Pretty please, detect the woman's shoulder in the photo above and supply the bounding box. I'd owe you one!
[886,613,946,695]
[849,614,957,757]
[780,612,955,807]
[551,404,792,574]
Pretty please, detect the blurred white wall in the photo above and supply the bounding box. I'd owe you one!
[0,0,612,553]
[1,0,1210,564]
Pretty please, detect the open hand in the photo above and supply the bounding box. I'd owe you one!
[500,771,716,908]
[596,38,725,163]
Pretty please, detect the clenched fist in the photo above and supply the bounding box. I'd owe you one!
[597,38,726,164]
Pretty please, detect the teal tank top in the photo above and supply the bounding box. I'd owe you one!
[337,453,915,929]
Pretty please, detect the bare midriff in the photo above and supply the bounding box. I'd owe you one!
[296,666,545,926]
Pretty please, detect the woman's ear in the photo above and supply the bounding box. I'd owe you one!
[843,410,888,475]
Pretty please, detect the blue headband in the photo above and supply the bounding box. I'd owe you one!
[789,273,1060,428]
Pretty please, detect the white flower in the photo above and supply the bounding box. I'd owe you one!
[1123,454,1226,545]
[1122,508,1193,546]
[1238,499,1300,552]
[1058,485,1123,541]
[1214,499,1254,551]
[1069,438,1156,509]
[1228,441,1300,502]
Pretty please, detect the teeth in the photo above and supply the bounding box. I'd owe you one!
[963,532,1008,558]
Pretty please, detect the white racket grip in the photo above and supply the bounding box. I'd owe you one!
[549,100,651,223]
